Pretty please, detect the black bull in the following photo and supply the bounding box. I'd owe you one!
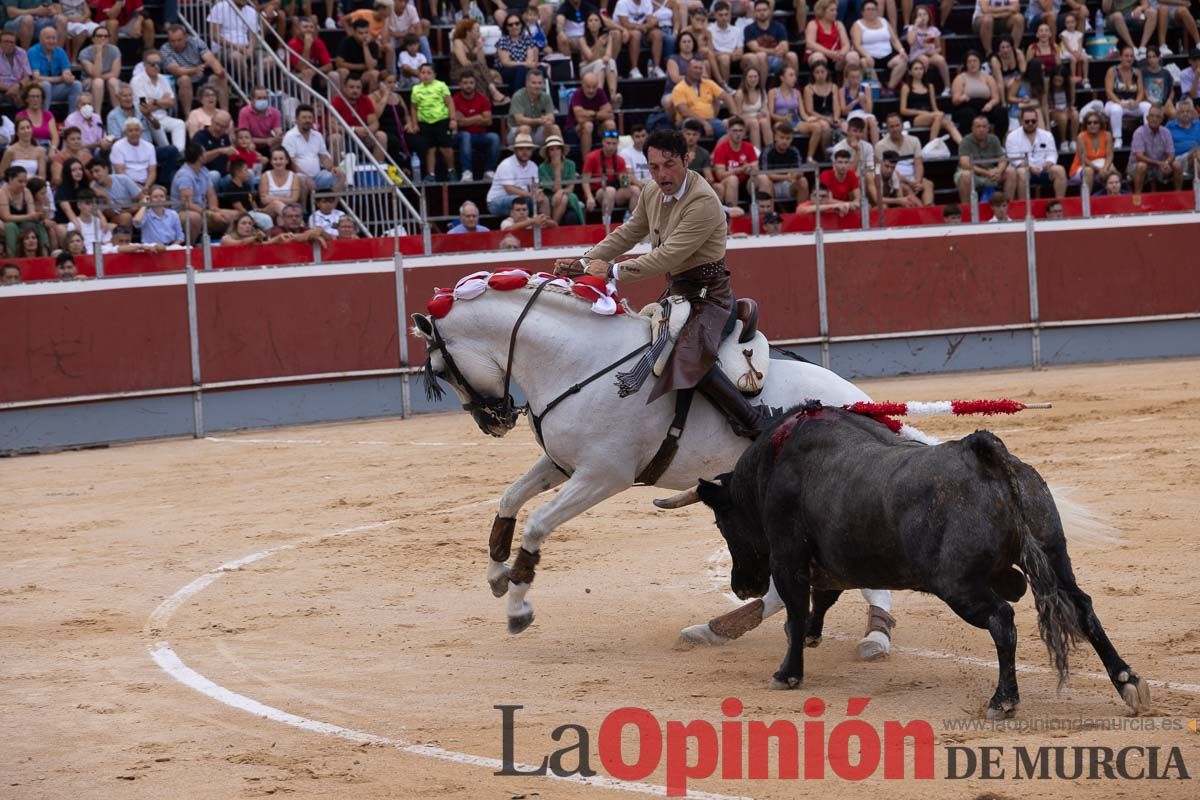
[694,404,1151,718]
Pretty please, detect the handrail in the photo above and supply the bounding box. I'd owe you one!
[176,3,423,238]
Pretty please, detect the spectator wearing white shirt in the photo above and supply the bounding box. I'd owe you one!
[110,117,157,189]
[614,0,666,79]
[129,50,186,149]
[308,194,345,236]
[1005,106,1066,197]
[281,103,345,193]
[207,0,259,75]
[486,131,548,216]
[708,1,743,89]
[618,123,651,184]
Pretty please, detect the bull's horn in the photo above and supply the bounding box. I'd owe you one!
[654,486,701,509]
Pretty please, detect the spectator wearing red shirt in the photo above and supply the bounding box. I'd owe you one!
[236,86,283,153]
[711,116,759,206]
[581,121,639,222]
[288,16,339,93]
[232,127,260,175]
[452,73,499,181]
[91,0,155,51]
[807,149,860,215]
[564,73,613,164]
[331,74,387,157]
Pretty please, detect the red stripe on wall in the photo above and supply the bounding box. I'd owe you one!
[823,232,1029,336]
[1036,223,1200,322]
[197,274,400,383]
[0,286,191,403]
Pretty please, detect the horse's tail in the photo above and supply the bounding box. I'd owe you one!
[969,430,1082,689]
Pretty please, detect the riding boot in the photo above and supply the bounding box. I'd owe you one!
[697,368,782,440]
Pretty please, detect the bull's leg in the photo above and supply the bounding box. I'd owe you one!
[768,555,811,690]
[505,471,627,634]
[1048,540,1151,713]
[942,590,1021,719]
[488,455,568,598]
[805,589,844,647]
[858,589,895,660]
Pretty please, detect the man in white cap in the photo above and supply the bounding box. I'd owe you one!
[487,131,549,218]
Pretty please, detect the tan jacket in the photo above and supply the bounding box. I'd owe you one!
[583,170,726,282]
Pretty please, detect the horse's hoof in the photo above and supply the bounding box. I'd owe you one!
[507,610,534,635]
[986,700,1019,720]
[674,623,732,650]
[1118,671,1152,714]
[857,630,891,661]
[804,635,822,648]
[769,674,802,691]
[488,562,512,597]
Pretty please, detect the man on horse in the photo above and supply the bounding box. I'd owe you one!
[555,129,777,439]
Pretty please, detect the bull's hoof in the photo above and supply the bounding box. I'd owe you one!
[507,610,534,635]
[675,623,732,650]
[1117,670,1152,715]
[488,564,511,598]
[857,630,891,661]
[804,635,822,648]
[769,673,802,691]
[986,699,1020,720]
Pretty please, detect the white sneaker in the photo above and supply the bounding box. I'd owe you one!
[1082,79,1092,90]
[941,86,951,97]
[1159,44,1172,56]
[324,16,337,29]
[1134,46,1146,60]
[649,65,667,79]
[1060,141,1070,154]
[461,169,473,181]
[629,66,644,79]
[1114,137,1123,149]
[483,170,495,180]
[1069,140,1077,153]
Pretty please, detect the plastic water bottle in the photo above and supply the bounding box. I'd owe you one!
[410,152,422,180]
[1094,8,1104,36]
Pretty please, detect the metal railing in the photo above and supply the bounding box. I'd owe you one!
[177,2,424,238]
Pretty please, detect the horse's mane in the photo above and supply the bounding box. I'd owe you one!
[430,270,649,326]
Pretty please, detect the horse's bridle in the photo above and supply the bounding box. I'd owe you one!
[422,280,554,436]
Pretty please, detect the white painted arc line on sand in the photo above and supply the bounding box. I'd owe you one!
[707,548,1200,696]
[145,519,755,800]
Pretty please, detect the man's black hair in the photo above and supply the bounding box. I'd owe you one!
[56,251,75,266]
[184,141,205,164]
[646,129,688,159]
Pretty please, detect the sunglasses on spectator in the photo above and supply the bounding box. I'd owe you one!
[602,130,619,138]
[147,60,162,66]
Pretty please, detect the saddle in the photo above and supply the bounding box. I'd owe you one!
[641,297,770,395]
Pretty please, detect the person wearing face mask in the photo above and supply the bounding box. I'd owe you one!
[63,93,105,147]
[236,85,283,154]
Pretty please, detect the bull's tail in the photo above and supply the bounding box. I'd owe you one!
[969,431,1082,689]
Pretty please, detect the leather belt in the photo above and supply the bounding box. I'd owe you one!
[675,261,727,281]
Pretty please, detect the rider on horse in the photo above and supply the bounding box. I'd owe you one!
[554,129,777,439]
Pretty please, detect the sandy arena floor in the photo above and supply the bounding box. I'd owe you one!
[3,358,1199,800]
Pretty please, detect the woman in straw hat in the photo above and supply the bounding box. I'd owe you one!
[538,133,584,225]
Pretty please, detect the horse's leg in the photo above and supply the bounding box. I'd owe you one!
[677,577,788,648]
[505,471,628,634]
[857,588,895,660]
[487,454,567,598]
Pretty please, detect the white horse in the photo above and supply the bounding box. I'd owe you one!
[411,278,930,654]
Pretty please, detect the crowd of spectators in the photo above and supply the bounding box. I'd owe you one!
[349,0,1196,233]
[1,0,1199,284]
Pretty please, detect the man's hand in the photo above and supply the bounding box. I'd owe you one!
[554,257,607,278]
